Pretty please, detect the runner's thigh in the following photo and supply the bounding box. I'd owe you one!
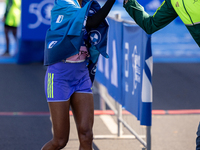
[48,101,71,139]
[70,93,94,130]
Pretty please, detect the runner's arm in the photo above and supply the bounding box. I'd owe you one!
[86,0,115,28]
[123,0,178,34]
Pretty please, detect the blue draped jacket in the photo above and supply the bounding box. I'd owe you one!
[44,0,109,66]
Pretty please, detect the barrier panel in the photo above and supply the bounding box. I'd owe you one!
[96,18,123,103]
[94,16,152,150]
[96,17,152,126]
[17,0,54,64]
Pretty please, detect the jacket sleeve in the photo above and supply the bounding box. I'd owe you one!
[86,0,115,28]
[123,0,178,34]
[4,0,13,18]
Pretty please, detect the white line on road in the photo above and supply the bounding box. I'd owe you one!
[99,115,123,134]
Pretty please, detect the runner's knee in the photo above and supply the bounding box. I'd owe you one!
[52,137,69,149]
[78,127,93,143]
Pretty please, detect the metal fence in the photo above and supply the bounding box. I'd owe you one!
[93,81,151,150]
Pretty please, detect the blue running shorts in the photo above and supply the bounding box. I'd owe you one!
[45,61,93,102]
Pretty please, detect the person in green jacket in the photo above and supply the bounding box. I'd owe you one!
[2,0,21,56]
[124,0,200,149]
[123,0,200,47]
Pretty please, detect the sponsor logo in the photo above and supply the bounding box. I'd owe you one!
[175,1,179,7]
[131,45,141,95]
[56,15,64,23]
[89,30,101,45]
[28,0,54,29]
[48,41,57,49]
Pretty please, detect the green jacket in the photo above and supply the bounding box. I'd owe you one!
[4,0,21,27]
[123,0,200,47]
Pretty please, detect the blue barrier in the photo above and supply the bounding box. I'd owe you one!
[17,0,54,64]
[21,0,54,40]
[96,18,152,126]
[96,18,123,103]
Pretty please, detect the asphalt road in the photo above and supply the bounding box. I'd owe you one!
[152,63,200,110]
